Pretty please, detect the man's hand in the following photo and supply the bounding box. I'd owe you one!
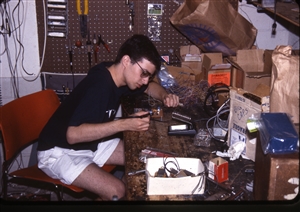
[126,111,150,131]
[163,93,180,107]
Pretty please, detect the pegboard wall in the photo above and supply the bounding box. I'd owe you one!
[36,0,238,74]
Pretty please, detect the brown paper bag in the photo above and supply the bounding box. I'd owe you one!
[270,45,299,124]
[170,0,257,56]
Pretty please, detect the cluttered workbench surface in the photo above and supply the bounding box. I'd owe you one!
[122,95,255,201]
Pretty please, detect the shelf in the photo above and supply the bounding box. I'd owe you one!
[252,1,299,27]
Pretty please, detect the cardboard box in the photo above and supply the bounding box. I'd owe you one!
[163,65,196,85]
[227,49,272,93]
[208,157,228,183]
[179,45,202,62]
[146,157,206,195]
[161,52,232,86]
[174,45,202,82]
[201,53,232,86]
[227,87,270,161]
[180,52,231,85]
[254,132,299,200]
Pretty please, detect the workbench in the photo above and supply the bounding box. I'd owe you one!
[122,96,255,201]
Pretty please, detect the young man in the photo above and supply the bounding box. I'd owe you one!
[37,34,180,200]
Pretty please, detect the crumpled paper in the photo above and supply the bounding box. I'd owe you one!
[215,141,246,161]
[284,177,299,200]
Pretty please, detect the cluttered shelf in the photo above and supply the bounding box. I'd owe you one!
[251,1,300,27]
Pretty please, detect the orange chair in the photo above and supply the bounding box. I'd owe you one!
[0,89,115,201]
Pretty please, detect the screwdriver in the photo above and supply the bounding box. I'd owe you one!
[68,39,73,72]
[93,33,100,64]
[86,30,92,68]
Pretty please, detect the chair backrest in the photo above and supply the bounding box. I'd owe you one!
[0,89,60,162]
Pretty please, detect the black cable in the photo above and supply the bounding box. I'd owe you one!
[272,0,277,35]
[163,156,180,174]
[13,0,32,76]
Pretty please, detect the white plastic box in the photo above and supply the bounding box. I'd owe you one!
[145,157,206,195]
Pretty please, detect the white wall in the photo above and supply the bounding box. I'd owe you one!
[0,0,42,174]
[0,0,42,106]
[238,0,299,50]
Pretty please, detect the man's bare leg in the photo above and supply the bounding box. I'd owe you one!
[72,140,126,200]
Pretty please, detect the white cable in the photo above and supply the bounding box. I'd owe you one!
[206,98,230,142]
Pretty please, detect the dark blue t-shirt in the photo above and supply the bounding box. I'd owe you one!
[37,62,147,152]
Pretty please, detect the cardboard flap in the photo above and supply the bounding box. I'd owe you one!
[225,57,244,71]
[237,49,265,72]
[252,83,270,97]
[202,53,223,70]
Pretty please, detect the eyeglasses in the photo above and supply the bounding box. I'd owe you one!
[132,59,155,81]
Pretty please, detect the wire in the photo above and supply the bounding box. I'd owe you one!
[191,170,206,195]
[163,156,180,174]
[206,98,230,142]
[161,67,208,107]
[1,2,19,98]
[21,0,47,82]
[271,0,278,36]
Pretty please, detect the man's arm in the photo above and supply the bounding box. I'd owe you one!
[144,81,180,107]
[66,111,150,145]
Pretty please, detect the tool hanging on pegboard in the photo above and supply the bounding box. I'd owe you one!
[98,35,111,53]
[86,30,92,68]
[68,39,74,72]
[35,0,197,73]
[126,1,135,32]
[93,33,99,65]
[76,0,88,38]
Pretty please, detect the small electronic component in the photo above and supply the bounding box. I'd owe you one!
[182,169,195,177]
[169,168,179,177]
[175,170,187,178]
[168,124,196,136]
[155,167,167,178]
[243,92,261,104]
[158,168,196,178]
[134,107,163,118]
[168,111,197,136]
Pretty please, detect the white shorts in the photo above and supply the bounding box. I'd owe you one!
[37,138,120,185]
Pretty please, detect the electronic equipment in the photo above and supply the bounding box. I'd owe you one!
[168,111,197,136]
[204,83,230,116]
[134,107,163,119]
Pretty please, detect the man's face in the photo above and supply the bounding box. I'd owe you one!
[127,58,156,90]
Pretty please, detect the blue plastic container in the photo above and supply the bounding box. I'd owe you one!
[259,113,299,154]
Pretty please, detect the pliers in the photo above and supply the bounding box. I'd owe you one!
[76,0,88,38]
[98,35,110,53]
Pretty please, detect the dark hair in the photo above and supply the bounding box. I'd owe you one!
[114,34,161,71]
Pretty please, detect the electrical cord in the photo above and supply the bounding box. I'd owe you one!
[21,0,47,82]
[163,156,180,174]
[191,170,206,195]
[162,156,207,195]
[206,98,230,142]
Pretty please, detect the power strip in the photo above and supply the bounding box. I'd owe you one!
[213,126,227,138]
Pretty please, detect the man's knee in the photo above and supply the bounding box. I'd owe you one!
[105,179,125,200]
